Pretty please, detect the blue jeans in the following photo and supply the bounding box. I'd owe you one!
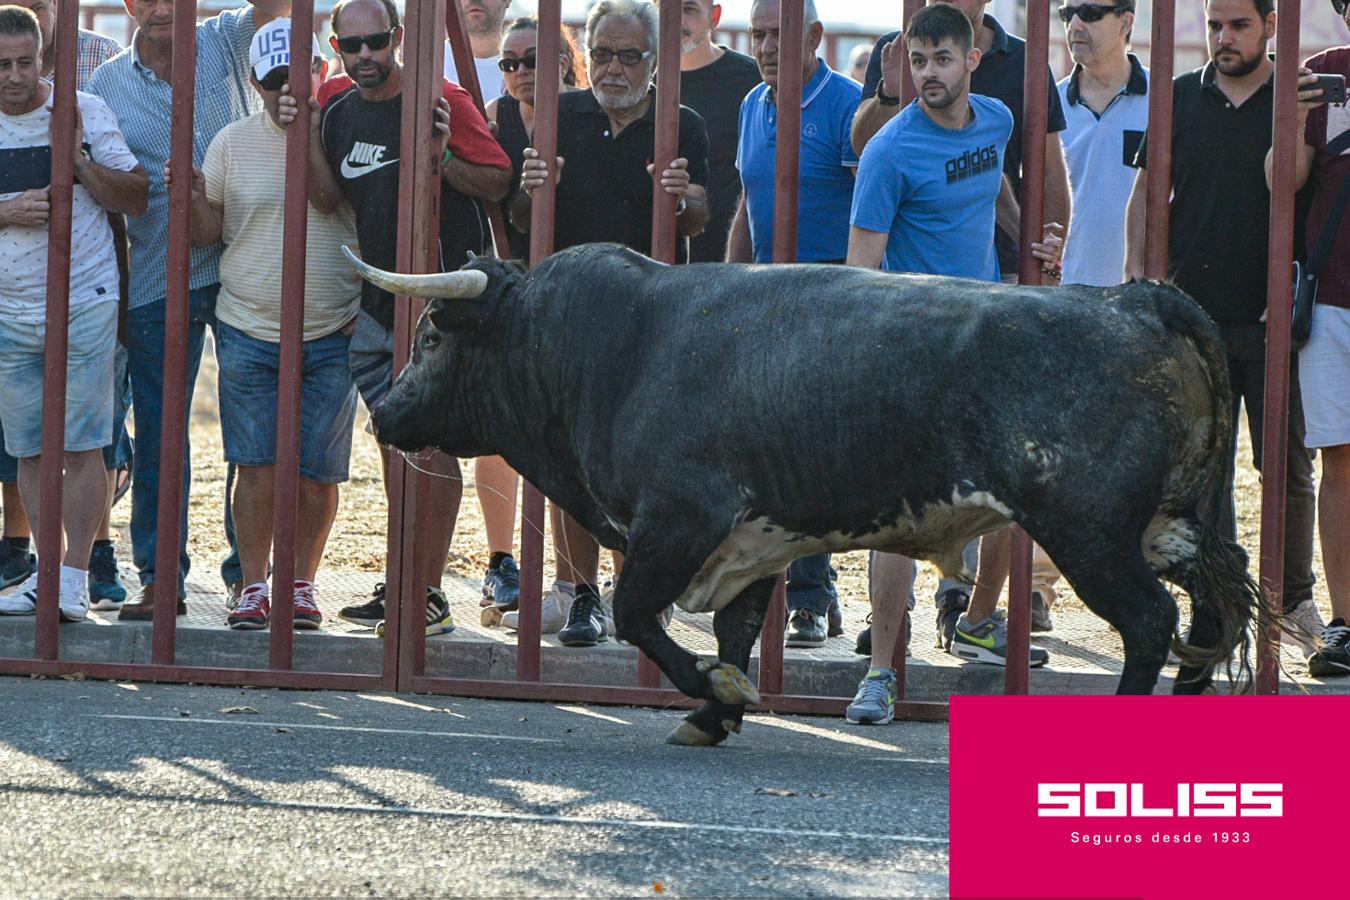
[125,286,240,595]
[786,553,837,616]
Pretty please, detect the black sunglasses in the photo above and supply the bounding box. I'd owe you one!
[333,29,395,54]
[1334,0,1348,15]
[588,47,652,67]
[498,52,537,73]
[1058,3,1127,24]
[258,66,290,91]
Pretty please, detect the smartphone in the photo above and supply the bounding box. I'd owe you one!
[1315,73,1347,106]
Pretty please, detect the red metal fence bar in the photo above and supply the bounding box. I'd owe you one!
[151,0,201,666]
[34,0,82,662]
[1143,1,1175,279]
[1257,0,1304,695]
[268,1,319,666]
[899,0,923,106]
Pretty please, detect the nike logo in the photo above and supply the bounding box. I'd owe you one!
[340,141,398,179]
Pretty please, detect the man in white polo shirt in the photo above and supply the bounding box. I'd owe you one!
[444,0,510,100]
[1055,1,1148,286]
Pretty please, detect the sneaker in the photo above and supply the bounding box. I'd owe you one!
[1030,590,1054,633]
[934,589,969,651]
[87,541,127,610]
[227,584,270,630]
[58,567,89,622]
[292,581,322,630]
[558,591,608,647]
[375,587,456,638]
[502,581,575,633]
[1309,618,1350,678]
[853,612,911,658]
[338,582,385,626]
[0,544,36,591]
[827,596,843,637]
[482,556,521,610]
[846,667,898,725]
[951,609,1049,667]
[0,573,37,615]
[785,607,827,647]
[1283,599,1325,661]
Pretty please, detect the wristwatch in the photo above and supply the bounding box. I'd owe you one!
[74,147,93,173]
[876,84,901,106]
[675,197,687,217]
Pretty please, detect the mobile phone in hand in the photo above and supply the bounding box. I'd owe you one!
[1315,73,1347,106]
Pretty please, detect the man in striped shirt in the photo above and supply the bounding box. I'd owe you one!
[89,0,291,620]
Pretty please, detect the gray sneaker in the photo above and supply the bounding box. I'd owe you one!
[1283,599,1325,661]
[1030,590,1054,633]
[846,667,897,725]
[501,581,575,633]
[951,609,1049,667]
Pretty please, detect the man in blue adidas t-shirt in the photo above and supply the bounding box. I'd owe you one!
[842,3,1051,726]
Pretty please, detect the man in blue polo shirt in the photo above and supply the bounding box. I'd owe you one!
[844,2,1050,725]
[1057,1,1148,286]
[725,0,858,648]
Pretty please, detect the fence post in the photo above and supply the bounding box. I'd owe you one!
[1143,1,1175,279]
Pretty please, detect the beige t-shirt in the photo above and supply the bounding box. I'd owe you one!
[203,110,360,342]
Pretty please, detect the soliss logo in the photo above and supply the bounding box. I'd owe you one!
[1036,783,1283,817]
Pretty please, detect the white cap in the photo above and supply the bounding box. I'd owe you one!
[249,18,326,82]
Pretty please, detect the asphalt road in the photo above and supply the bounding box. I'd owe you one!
[0,678,949,897]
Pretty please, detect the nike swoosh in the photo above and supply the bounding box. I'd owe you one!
[340,156,399,179]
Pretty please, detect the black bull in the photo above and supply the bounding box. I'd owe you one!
[351,242,1264,745]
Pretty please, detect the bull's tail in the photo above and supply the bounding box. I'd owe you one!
[1153,285,1266,691]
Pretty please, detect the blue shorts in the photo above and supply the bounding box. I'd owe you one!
[215,321,358,484]
[348,308,395,413]
[0,300,117,459]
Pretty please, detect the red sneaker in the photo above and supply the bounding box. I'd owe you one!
[227,584,270,630]
[293,581,323,630]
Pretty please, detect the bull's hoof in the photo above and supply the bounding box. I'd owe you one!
[698,660,761,706]
[666,720,727,747]
[721,718,742,734]
[480,607,504,627]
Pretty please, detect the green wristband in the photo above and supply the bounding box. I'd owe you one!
[441,147,454,167]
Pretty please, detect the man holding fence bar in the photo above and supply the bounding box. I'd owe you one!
[513,0,709,647]
[725,0,857,649]
[172,20,359,631]
[1,0,130,612]
[304,0,512,638]
[0,5,147,621]
[1124,0,1323,661]
[89,0,293,620]
[1267,0,1350,676]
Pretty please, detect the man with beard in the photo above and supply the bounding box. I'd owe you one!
[725,0,857,648]
[1124,0,1323,659]
[512,0,709,647]
[89,0,290,620]
[665,0,760,263]
[307,0,512,638]
[842,4,1049,724]
[444,0,510,101]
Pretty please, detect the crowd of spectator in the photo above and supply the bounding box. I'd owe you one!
[0,0,1347,727]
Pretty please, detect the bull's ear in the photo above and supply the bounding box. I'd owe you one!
[427,298,493,332]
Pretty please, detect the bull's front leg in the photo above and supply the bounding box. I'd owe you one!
[670,577,776,747]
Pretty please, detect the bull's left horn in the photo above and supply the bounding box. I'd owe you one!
[341,245,489,299]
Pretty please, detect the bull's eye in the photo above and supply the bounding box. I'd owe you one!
[422,330,441,348]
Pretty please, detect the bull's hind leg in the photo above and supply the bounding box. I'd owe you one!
[1052,548,1178,694]
[670,577,776,747]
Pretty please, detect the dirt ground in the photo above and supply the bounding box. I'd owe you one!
[110,339,1329,621]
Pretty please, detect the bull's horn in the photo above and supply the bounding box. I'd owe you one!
[341,245,488,299]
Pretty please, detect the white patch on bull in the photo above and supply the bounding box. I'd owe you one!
[1141,515,1198,574]
[678,493,1013,614]
[601,513,629,539]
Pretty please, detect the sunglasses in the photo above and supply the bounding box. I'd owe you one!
[498,52,537,73]
[588,47,652,67]
[1058,3,1127,24]
[332,29,395,54]
[1334,0,1348,15]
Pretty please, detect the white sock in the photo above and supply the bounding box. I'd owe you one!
[60,566,88,594]
[243,581,270,597]
[552,580,576,595]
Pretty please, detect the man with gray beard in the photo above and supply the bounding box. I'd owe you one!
[511,0,709,647]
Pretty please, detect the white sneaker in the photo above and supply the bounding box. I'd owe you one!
[1283,600,1326,660]
[0,573,38,615]
[502,581,574,633]
[59,567,89,622]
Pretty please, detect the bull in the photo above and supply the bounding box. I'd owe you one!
[347,242,1264,746]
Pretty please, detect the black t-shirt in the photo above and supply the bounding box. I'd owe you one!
[676,47,763,262]
[1135,64,1310,326]
[495,92,531,260]
[862,16,1067,274]
[552,89,710,261]
[322,86,492,328]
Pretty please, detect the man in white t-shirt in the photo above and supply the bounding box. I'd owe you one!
[0,6,146,621]
[444,0,510,101]
[175,19,360,631]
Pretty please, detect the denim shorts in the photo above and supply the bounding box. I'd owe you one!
[1300,303,1350,449]
[215,321,358,483]
[348,308,396,413]
[0,300,116,458]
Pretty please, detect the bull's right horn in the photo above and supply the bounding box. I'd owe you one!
[341,246,489,299]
